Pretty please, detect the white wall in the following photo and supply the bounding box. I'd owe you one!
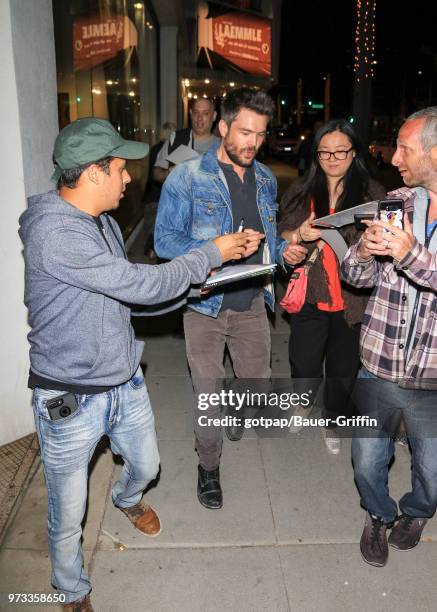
[0,0,58,445]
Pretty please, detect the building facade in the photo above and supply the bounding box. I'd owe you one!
[0,0,281,445]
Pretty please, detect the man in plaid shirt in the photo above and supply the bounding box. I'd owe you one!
[341,107,437,567]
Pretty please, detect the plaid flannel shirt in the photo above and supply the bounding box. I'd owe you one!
[341,187,437,389]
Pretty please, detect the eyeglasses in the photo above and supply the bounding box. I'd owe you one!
[317,148,354,160]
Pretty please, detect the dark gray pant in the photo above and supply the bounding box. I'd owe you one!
[183,293,271,470]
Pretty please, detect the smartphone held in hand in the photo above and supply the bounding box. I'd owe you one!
[378,199,404,231]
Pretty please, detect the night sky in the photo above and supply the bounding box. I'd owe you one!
[278,0,437,125]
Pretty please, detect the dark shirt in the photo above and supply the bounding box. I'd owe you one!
[218,161,265,312]
[143,140,165,204]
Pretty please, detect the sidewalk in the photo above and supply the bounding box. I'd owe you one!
[0,434,39,544]
[1,186,436,611]
[1,303,436,611]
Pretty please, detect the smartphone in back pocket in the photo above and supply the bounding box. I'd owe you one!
[46,392,79,420]
[378,199,404,231]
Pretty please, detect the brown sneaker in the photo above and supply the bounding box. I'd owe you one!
[62,594,93,612]
[388,514,427,550]
[360,512,391,567]
[119,502,161,537]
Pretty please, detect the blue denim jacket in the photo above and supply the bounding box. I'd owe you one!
[155,144,288,317]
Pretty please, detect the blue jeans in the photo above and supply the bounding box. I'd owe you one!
[33,367,160,603]
[352,367,437,522]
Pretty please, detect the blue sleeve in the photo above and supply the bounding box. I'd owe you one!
[154,164,208,259]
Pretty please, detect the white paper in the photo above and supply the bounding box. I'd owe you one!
[202,264,276,289]
[319,229,349,262]
[313,200,379,228]
[166,144,199,165]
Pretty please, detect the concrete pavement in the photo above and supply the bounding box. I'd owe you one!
[1,305,437,612]
[1,156,436,611]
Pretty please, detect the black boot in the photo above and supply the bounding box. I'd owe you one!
[224,406,245,441]
[197,465,222,509]
[224,418,245,441]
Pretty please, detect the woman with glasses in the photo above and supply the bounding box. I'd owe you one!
[278,119,385,454]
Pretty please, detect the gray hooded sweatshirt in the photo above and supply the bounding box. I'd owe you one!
[19,191,221,387]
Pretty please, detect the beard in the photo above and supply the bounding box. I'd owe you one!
[403,156,437,188]
[223,137,257,168]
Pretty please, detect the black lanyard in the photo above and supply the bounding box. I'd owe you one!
[404,197,434,359]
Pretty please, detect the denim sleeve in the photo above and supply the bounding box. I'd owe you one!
[154,164,210,260]
[267,176,287,269]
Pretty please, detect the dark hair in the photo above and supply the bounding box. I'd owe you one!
[57,156,112,189]
[220,87,275,125]
[296,119,370,218]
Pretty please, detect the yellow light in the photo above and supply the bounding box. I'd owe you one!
[131,77,137,83]
[91,88,101,95]
[106,80,113,85]
[202,93,207,98]
[128,91,135,97]
[193,94,198,99]
[204,78,210,84]
[184,79,190,87]
[229,82,235,87]
[134,3,143,9]
[188,92,193,98]
[354,0,376,79]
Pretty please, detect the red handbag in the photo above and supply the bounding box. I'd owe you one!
[280,247,319,314]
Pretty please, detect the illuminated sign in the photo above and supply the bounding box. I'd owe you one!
[73,14,137,72]
[198,5,271,77]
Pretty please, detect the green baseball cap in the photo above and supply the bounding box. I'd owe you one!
[51,117,149,183]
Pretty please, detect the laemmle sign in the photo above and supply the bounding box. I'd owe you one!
[73,14,138,72]
[214,24,263,44]
[198,4,271,77]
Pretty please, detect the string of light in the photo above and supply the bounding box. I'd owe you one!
[354,0,376,81]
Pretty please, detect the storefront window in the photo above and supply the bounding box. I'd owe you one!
[53,0,159,231]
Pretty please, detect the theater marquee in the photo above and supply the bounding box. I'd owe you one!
[73,14,138,72]
[198,4,271,77]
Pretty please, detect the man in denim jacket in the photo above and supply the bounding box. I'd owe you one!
[155,88,306,509]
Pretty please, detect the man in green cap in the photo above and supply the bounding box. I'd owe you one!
[19,117,250,611]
